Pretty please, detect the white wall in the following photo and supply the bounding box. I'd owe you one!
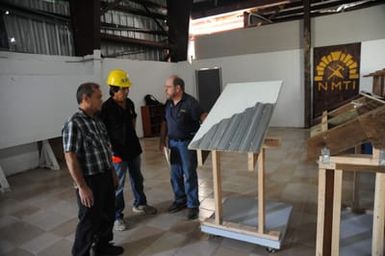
[177,49,304,127]
[360,39,385,92]
[0,51,176,176]
[0,51,98,150]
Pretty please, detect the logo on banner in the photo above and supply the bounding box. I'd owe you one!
[312,43,361,118]
[314,51,359,91]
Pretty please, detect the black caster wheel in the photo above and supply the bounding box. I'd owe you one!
[266,247,276,253]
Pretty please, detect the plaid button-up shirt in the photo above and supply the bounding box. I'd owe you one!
[62,109,112,176]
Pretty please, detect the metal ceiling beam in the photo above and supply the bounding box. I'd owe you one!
[191,0,296,19]
[0,2,70,24]
[271,0,383,21]
[101,33,172,49]
[270,0,361,17]
[167,0,193,62]
[101,22,168,36]
[100,0,123,15]
[139,1,167,34]
[100,1,166,20]
[69,0,101,56]
[0,13,9,50]
[126,0,167,10]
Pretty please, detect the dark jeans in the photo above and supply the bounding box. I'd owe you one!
[113,156,147,220]
[72,171,115,256]
[169,139,199,208]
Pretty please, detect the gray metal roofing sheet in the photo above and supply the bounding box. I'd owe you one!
[189,103,275,153]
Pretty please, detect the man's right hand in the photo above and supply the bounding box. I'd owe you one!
[78,186,94,208]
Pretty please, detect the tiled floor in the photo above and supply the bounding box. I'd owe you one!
[0,128,375,255]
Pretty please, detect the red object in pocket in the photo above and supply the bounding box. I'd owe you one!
[112,155,122,163]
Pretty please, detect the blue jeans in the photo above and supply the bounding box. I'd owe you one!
[169,139,199,208]
[113,156,146,220]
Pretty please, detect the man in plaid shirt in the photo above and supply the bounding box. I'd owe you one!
[62,82,123,256]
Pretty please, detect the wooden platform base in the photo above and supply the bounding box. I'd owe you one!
[201,197,293,250]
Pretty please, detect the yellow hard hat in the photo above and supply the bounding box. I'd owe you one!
[106,69,132,88]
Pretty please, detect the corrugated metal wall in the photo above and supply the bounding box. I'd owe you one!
[1,0,168,61]
[1,0,73,56]
[100,0,168,60]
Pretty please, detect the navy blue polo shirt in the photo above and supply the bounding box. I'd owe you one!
[164,93,203,140]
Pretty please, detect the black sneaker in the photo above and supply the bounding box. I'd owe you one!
[96,243,124,255]
[167,202,187,213]
[187,208,199,220]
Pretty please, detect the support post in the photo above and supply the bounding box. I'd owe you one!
[372,172,385,256]
[39,140,60,170]
[316,168,334,256]
[212,150,222,225]
[304,0,312,127]
[351,144,362,213]
[331,169,343,256]
[258,148,265,233]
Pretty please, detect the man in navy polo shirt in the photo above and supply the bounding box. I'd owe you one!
[160,75,207,220]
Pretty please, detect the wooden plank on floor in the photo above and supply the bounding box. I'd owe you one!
[212,150,222,225]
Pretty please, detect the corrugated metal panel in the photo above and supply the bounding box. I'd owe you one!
[101,42,165,60]
[100,1,167,61]
[189,81,282,153]
[4,14,73,55]
[189,103,274,153]
[2,0,70,16]
[2,0,73,56]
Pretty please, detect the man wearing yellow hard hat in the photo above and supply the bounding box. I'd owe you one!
[101,69,157,231]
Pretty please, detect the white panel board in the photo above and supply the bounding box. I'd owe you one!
[189,81,282,152]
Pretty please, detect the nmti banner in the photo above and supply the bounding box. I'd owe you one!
[313,43,361,118]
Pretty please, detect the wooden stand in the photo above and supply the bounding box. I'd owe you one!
[0,165,10,193]
[141,105,164,137]
[316,149,385,256]
[201,137,292,251]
